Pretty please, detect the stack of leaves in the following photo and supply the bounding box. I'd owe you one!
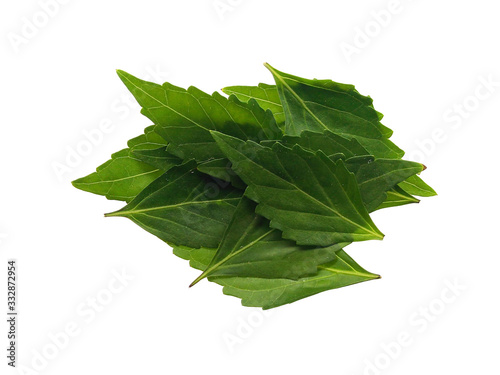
[73,64,436,309]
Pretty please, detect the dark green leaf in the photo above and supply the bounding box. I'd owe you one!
[189,197,348,285]
[197,158,246,190]
[274,130,370,159]
[219,250,380,309]
[264,63,402,158]
[116,70,282,163]
[223,83,389,136]
[105,161,243,248]
[265,130,426,208]
[212,132,384,246]
[221,76,435,198]
[174,245,379,309]
[345,156,425,212]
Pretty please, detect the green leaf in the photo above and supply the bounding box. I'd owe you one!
[130,146,183,171]
[223,84,391,137]
[265,130,425,209]
[104,161,243,249]
[189,197,348,285]
[72,126,173,202]
[116,70,282,163]
[127,125,169,149]
[212,132,384,246]
[274,130,370,159]
[222,83,286,128]
[73,64,437,310]
[222,76,435,200]
[345,156,425,212]
[197,158,246,190]
[375,185,420,210]
[219,250,380,309]
[174,245,379,309]
[173,245,215,272]
[264,63,403,158]
[399,175,437,197]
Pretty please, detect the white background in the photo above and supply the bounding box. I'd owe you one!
[1,0,499,374]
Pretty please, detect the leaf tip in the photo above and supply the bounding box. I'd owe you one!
[189,272,207,288]
[115,69,136,86]
[70,179,80,188]
[116,69,126,78]
[263,62,278,76]
[104,210,122,218]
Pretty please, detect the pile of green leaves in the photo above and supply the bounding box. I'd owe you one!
[73,64,435,309]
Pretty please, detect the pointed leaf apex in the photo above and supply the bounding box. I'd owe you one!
[210,130,230,142]
[263,62,279,76]
[189,272,208,288]
[104,210,123,218]
[116,69,128,78]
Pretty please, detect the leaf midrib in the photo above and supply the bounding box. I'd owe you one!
[244,155,381,239]
[265,64,382,136]
[359,166,422,187]
[120,73,213,131]
[107,197,241,217]
[196,228,277,283]
[219,256,377,293]
[225,90,281,108]
[265,64,329,132]
[76,168,160,186]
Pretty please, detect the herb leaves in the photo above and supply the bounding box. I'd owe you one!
[73,64,435,309]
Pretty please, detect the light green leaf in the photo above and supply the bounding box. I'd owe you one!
[127,125,169,149]
[130,146,183,171]
[212,131,384,246]
[375,185,420,210]
[399,175,437,197]
[72,126,172,202]
[189,197,348,285]
[222,83,285,128]
[105,161,243,249]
